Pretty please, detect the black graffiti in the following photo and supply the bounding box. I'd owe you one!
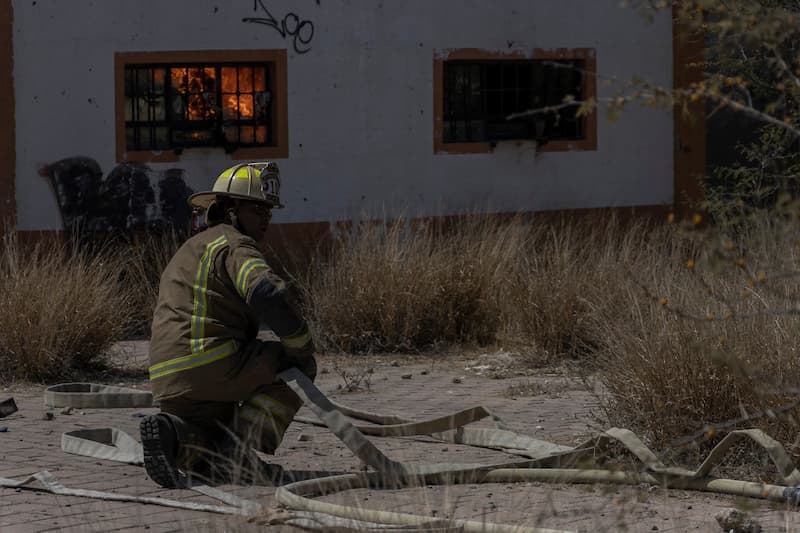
[41,157,194,239]
[243,0,314,54]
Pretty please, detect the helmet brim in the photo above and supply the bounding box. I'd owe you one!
[187,191,284,209]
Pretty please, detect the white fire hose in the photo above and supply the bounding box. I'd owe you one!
[2,368,799,532]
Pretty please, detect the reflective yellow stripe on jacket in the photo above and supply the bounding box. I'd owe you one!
[149,340,239,380]
[191,235,228,353]
[282,324,312,350]
[149,234,238,381]
[236,257,268,299]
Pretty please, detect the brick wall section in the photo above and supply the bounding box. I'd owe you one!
[0,0,15,235]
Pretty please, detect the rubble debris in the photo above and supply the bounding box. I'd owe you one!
[401,374,412,379]
[452,377,463,384]
[0,398,17,418]
[60,406,74,415]
[715,508,762,533]
[42,412,54,421]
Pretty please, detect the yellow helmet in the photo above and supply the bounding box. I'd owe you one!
[188,161,284,209]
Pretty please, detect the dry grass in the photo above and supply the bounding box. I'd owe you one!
[122,230,183,335]
[494,218,630,364]
[6,209,800,453]
[297,211,800,452]
[591,215,800,452]
[299,213,643,361]
[298,215,510,353]
[0,234,135,382]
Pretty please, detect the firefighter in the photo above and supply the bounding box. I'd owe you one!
[141,161,316,488]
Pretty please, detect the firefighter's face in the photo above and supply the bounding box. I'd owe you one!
[237,202,273,242]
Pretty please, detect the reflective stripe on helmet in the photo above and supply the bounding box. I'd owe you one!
[148,339,239,380]
[189,161,283,209]
[233,167,255,179]
[236,257,269,299]
[191,235,228,354]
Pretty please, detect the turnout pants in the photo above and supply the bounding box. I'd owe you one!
[159,339,313,462]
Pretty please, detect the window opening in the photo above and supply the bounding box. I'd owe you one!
[124,62,273,153]
[442,60,584,144]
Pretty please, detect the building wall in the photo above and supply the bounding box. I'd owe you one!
[0,0,15,236]
[12,0,675,231]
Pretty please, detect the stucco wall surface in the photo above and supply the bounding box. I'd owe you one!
[12,0,674,230]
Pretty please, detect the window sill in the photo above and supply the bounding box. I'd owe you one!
[435,138,596,155]
[118,144,289,164]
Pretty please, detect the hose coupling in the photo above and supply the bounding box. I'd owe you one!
[783,486,800,505]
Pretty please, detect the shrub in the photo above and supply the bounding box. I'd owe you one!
[495,217,632,363]
[299,214,522,353]
[123,230,183,335]
[298,212,639,361]
[0,234,134,382]
[301,210,800,453]
[593,214,800,451]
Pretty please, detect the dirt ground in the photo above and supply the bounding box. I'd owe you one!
[1,341,800,532]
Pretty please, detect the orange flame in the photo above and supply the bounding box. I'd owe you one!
[221,68,253,119]
[169,66,258,122]
[171,67,215,121]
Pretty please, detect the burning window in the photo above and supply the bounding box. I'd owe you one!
[124,62,272,152]
[443,59,585,144]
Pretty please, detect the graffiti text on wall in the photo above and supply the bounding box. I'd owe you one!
[243,0,314,55]
[40,157,194,238]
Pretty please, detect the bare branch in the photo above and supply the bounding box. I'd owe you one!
[770,45,800,91]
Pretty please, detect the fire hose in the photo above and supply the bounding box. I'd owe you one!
[2,368,800,532]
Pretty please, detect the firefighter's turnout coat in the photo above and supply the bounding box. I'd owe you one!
[148,223,312,405]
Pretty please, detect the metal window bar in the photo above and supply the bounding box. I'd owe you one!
[481,63,487,141]
[235,64,241,144]
[148,67,156,149]
[215,65,224,144]
[443,59,585,144]
[463,63,470,141]
[130,69,138,150]
[446,63,455,141]
[164,66,173,148]
[125,62,273,152]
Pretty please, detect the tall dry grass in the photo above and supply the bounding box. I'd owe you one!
[7,208,797,452]
[122,230,184,335]
[0,234,135,382]
[298,215,510,353]
[592,215,800,451]
[299,213,635,358]
[298,210,800,453]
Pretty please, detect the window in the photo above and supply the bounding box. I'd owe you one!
[115,50,288,162]
[434,48,596,154]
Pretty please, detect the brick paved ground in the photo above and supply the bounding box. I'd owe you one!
[1,341,799,532]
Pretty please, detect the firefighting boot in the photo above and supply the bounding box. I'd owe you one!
[140,413,215,488]
[140,413,184,488]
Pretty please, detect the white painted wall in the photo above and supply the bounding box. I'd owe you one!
[13,0,674,230]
